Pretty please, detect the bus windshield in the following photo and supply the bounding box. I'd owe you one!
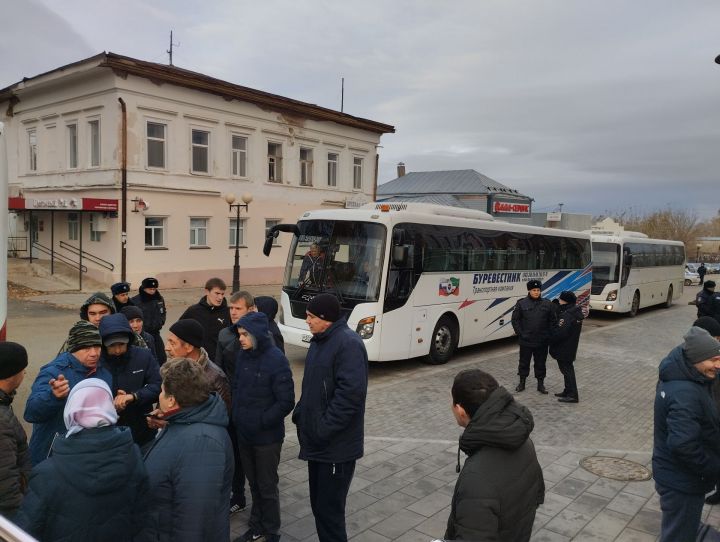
[591,242,620,291]
[283,220,386,302]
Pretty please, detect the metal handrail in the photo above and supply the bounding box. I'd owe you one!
[7,236,28,252]
[32,242,88,273]
[0,515,39,542]
[59,241,114,271]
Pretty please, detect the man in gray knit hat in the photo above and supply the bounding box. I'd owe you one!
[653,326,720,541]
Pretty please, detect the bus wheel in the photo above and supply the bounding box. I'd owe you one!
[684,279,692,286]
[426,316,458,365]
[664,285,673,308]
[629,291,640,317]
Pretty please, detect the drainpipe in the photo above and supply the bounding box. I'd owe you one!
[118,97,127,281]
[373,152,379,202]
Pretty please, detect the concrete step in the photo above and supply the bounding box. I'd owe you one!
[7,257,107,293]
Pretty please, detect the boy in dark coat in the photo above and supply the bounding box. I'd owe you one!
[445,369,544,541]
[653,327,720,541]
[511,279,557,394]
[131,277,167,364]
[549,291,584,403]
[180,277,230,358]
[233,312,295,542]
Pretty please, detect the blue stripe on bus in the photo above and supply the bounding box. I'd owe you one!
[486,297,510,310]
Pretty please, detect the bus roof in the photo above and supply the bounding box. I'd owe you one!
[589,232,685,246]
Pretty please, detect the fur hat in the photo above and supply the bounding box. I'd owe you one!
[67,321,103,353]
[111,282,130,295]
[527,279,542,290]
[0,342,28,380]
[306,293,341,322]
[559,291,577,304]
[683,326,720,365]
[141,277,159,289]
[169,319,204,348]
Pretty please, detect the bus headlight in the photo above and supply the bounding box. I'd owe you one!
[606,290,617,301]
[356,316,376,339]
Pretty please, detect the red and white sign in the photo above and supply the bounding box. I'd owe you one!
[8,197,118,212]
[491,201,530,214]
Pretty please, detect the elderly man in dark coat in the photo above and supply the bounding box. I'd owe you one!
[445,369,544,541]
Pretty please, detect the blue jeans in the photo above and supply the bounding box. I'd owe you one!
[656,483,705,542]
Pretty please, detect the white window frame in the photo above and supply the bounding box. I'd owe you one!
[327,152,338,187]
[265,219,281,246]
[88,119,101,168]
[191,128,210,174]
[145,217,167,248]
[189,217,209,247]
[353,156,364,190]
[228,218,247,247]
[67,212,79,241]
[67,123,78,169]
[89,214,102,242]
[28,128,38,172]
[268,142,283,183]
[231,134,248,178]
[300,147,313,186]
[146,121,167,169]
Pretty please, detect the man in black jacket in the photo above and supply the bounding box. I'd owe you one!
[180,277,230,358]
[131,277,167,364]
[511,279,557,394]
[445,369,544,541]
[549,291,584,403]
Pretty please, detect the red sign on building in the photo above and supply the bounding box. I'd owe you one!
[7,197,118,212]
[491,201,531,214]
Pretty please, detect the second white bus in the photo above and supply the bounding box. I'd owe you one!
[265,203,592,363]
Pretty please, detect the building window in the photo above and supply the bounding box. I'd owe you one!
[67,124,78,169]
[145,217,166,248]
[147,122,166,168]
[327,152,338,187]
[300,147,313,186]
[231,135,247,177]
[28,129,38,172]
[228,218,246,247]
[265,219,281,246]
[353,157,363,189]
[88,120,100,167]
[191,129,210,173]
[67,213,79,241]
[268,142,282,182]
[189,218,208,247]
[89,214,102,242]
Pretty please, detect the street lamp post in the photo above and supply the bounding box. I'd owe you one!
[696,243,702,262]
[225,192,253,293]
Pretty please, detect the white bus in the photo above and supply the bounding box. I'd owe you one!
[588,225,685,317]
[264,203,592,363]
[0,122,7,341]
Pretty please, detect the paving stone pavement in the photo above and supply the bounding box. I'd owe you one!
[228,287,720,541]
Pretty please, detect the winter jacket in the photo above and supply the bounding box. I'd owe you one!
[139,393,233,542]
[113,296,136,312]
[24,352,112,465]
[445,387,544,541]
[99,314,162,446]
[15,426,149,542]
[180,297,231,357]
[197,348,231,414]
[255,296,285,353]
[653,345,720,494]
[549,302,584,362]
[299,252,324,285]
[131,288,166,334]
[0,389,30,518]
[293,317,368,463]
[232,312,294,446]
[696,288,720,320]
[216,326,241,381]
[511,295,557,347]
[141,330,157,360]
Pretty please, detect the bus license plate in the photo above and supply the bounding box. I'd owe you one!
[302,334,312,343]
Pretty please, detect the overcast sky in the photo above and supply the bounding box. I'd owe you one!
[2,0,719,218]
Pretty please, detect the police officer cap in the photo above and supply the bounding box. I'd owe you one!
[527,279,542,290]
[141,277,159,289]
[111,282,130,295]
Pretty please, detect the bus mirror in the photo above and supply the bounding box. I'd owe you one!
[624,254,633,267]
[392,246,409,267]
[263,235,275,257]
[392,228,406,246]
[262,223,300,257]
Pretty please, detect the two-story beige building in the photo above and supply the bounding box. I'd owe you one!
[1,52,394,288]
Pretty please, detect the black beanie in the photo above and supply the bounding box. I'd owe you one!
[120,306,144,321]
[141,277,159,289]
[169,319,204,348]
[694,316,720,338]
[0,342,29,379]
[307,293,341,322]
[559,291,577,304]
[705,280,716,290]
[527,279,542,290]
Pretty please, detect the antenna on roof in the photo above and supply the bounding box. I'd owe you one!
[341,77,344,113]
[167,30,180,66]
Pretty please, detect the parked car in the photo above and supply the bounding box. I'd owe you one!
[685,270,701,286]
[686,263,699,273]
[705,263,720,274]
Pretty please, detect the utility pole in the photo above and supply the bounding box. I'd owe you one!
[341,77,344,112]
[167,31,179,65]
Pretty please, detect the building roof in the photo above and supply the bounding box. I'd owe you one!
[376,194,468,207]
[0,52,395,135]
[377,169,529,198]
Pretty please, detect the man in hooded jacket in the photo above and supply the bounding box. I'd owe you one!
[653,326,720,541]
[233,311,295,542]
[445,369,544,541]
